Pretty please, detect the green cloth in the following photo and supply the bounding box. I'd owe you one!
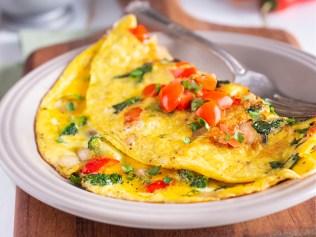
[0,30,90,99]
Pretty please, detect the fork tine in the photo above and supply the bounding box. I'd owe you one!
[272,94,316,108]
[268,101,316,113]
[274,107,316,118]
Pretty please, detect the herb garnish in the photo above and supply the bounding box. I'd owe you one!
[84,173,122,186]
[189,118,210,132]
[60,122,78,136]
[178,169,208,188]
[88,135,102,153]
[112,96,141,114]
[190,98,204,112]
[181,80,201,93]
[66,102,75,112]
[75,116,88,127]
[114,63,153,83]
[234,131,245,143]
[122,164,136,180]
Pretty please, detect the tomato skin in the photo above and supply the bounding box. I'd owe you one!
[146,180,169,193]
[129,25,149,42]
[124,107,143,124]
[177,91,194,110]
[232,98,241,105]
[159,82,184,112]
[81,158,119,174]
[171,67,197,78]
[196,101,221,126]
[195,74,217,90]
[143,84,159,97]
[201,90,233,109]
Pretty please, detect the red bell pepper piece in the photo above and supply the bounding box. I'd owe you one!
[146,180,169,193]
[81,158,119,174]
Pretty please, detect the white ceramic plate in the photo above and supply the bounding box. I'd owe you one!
[0,32,316,229]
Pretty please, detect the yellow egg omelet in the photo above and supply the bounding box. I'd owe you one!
[35,15,316,203]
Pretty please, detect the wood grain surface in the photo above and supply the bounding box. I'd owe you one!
[15,1,315,236]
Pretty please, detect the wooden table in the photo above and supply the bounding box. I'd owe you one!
[14,1,315,236]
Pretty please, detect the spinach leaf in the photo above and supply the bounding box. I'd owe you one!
[60,122,78,136]
[178,169,208,188]
[69,173,81,186]
[84,173,122,186]
[269,161,283,169]
[114,63,153,83]
[252,119,283,136]
[112,96,141,114]
[284,153,300,169]
[147,166,161,176]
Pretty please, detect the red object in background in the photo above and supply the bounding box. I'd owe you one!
[260,0,311,12]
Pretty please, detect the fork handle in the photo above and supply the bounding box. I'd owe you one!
[126,1,246,76]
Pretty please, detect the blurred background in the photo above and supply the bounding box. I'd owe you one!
[0,0,315,236]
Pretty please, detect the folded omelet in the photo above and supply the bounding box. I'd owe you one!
[35,15,316,203]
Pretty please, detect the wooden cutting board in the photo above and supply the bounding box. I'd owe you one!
[15,1,315,236]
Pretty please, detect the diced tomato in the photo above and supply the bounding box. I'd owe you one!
[196,101,221,126]
[81,158,119,174]
[232,98,241,105]
[219,123,234,135]
[177,91,194,110]
[159,82,184,112]
[201,90,233,109]
[308,125,316,136]
[129,24,149,42]
[143,84,159,97]
[124,107,143,124]
[146,180,169,193]
[195,74,217,90]
[227,139,241,148]
[171,67,197,78]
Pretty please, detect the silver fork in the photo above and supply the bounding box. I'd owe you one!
[126,1,316,120]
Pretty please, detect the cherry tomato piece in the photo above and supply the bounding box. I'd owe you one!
[196,101,221,126]
[81,158,119,174]
[129,24,149,42]
[124,107,143,124]
[146,180,169,193]
[171,67,197,78]
[201,90,233,109]
[177,91,194,110]
[159,82,184,112]
[195,74,217,90]
[143,84,159,97]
